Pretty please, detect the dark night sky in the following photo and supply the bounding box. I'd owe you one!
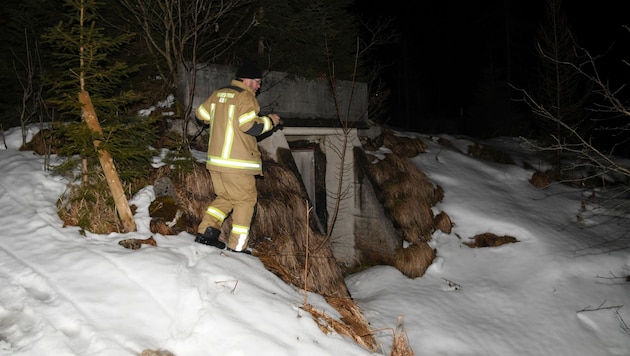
[352,0,630,134]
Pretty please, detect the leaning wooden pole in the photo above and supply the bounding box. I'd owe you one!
[79,90,137,232]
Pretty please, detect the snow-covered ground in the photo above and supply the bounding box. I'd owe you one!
[1,125,629,356]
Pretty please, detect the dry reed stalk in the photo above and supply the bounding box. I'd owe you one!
[390,315,414,356]
[303,297,378,352]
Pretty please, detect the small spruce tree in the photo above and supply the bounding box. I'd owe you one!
[41,0,156,182]
[41,0,158,233]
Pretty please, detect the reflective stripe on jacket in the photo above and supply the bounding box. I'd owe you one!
[195,80,274,175]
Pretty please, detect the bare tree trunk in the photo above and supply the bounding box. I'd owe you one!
[79,90,137,232]
[12,28,40,148]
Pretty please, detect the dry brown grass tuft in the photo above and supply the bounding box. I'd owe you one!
[149,219,174,235]
[358,130,442,281]
[433,211,452,234]
[389,207,434,243]
[161,163,216,224]
[465,233,518,247]
[147,163,217,236]
[368,154,437,241]
[24,128,60,155]
[252,151,378,349]
[432,184,444,205]
[529,170,551,189]
[372,155,435,202]
[303,297,377,352]
[393,242,436,279]
[253,155,349,297]
[382,129,427,157]
[57,177,126,234]
[390,315,415,356]
[118,236,157,250]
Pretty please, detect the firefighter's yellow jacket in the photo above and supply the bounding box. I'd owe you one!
[195,80,275,175]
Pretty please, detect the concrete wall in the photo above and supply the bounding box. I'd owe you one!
[178,63,368,123]
[178,63,393,267]
[259,127,363,265]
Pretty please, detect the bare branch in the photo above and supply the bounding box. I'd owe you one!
[512,22,630,186]
[115,0,257,143]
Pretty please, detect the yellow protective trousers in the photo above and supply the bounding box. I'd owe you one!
[198,171,257,251]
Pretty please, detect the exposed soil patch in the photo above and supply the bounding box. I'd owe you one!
[464,233,519,247]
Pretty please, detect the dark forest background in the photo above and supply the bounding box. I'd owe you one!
[1,0,629,155]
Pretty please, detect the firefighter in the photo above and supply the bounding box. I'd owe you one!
[194,61,281,253]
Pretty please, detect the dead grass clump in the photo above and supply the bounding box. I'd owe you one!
[432,185,444,205]
[387,200,434,242]
[148,162,216,236]
[23,128,60,155]
[382,129,427,157]
[360,134,384,151]
[433,211,452,234]
[253,156,348,297]
[57,178,127,234]
[148,196,179,221]
[371,154,429,187]
[252,152,379,349]
[166,162,216,223]
[529,170,551,189]
[302,298,377,352]
[393,242,436,278]
[369,154,437,241]
[371,156,436,207]
[464,233,518,248]
[149,219,174,235]
[467,143,515,165]
[380,177,436,209]
[118,236,157,250]
[390,315,414,356]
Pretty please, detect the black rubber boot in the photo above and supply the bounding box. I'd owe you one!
[195,227,226,249]
[227,247,252,255]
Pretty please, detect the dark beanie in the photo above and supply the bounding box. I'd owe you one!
[235,61,262,79]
